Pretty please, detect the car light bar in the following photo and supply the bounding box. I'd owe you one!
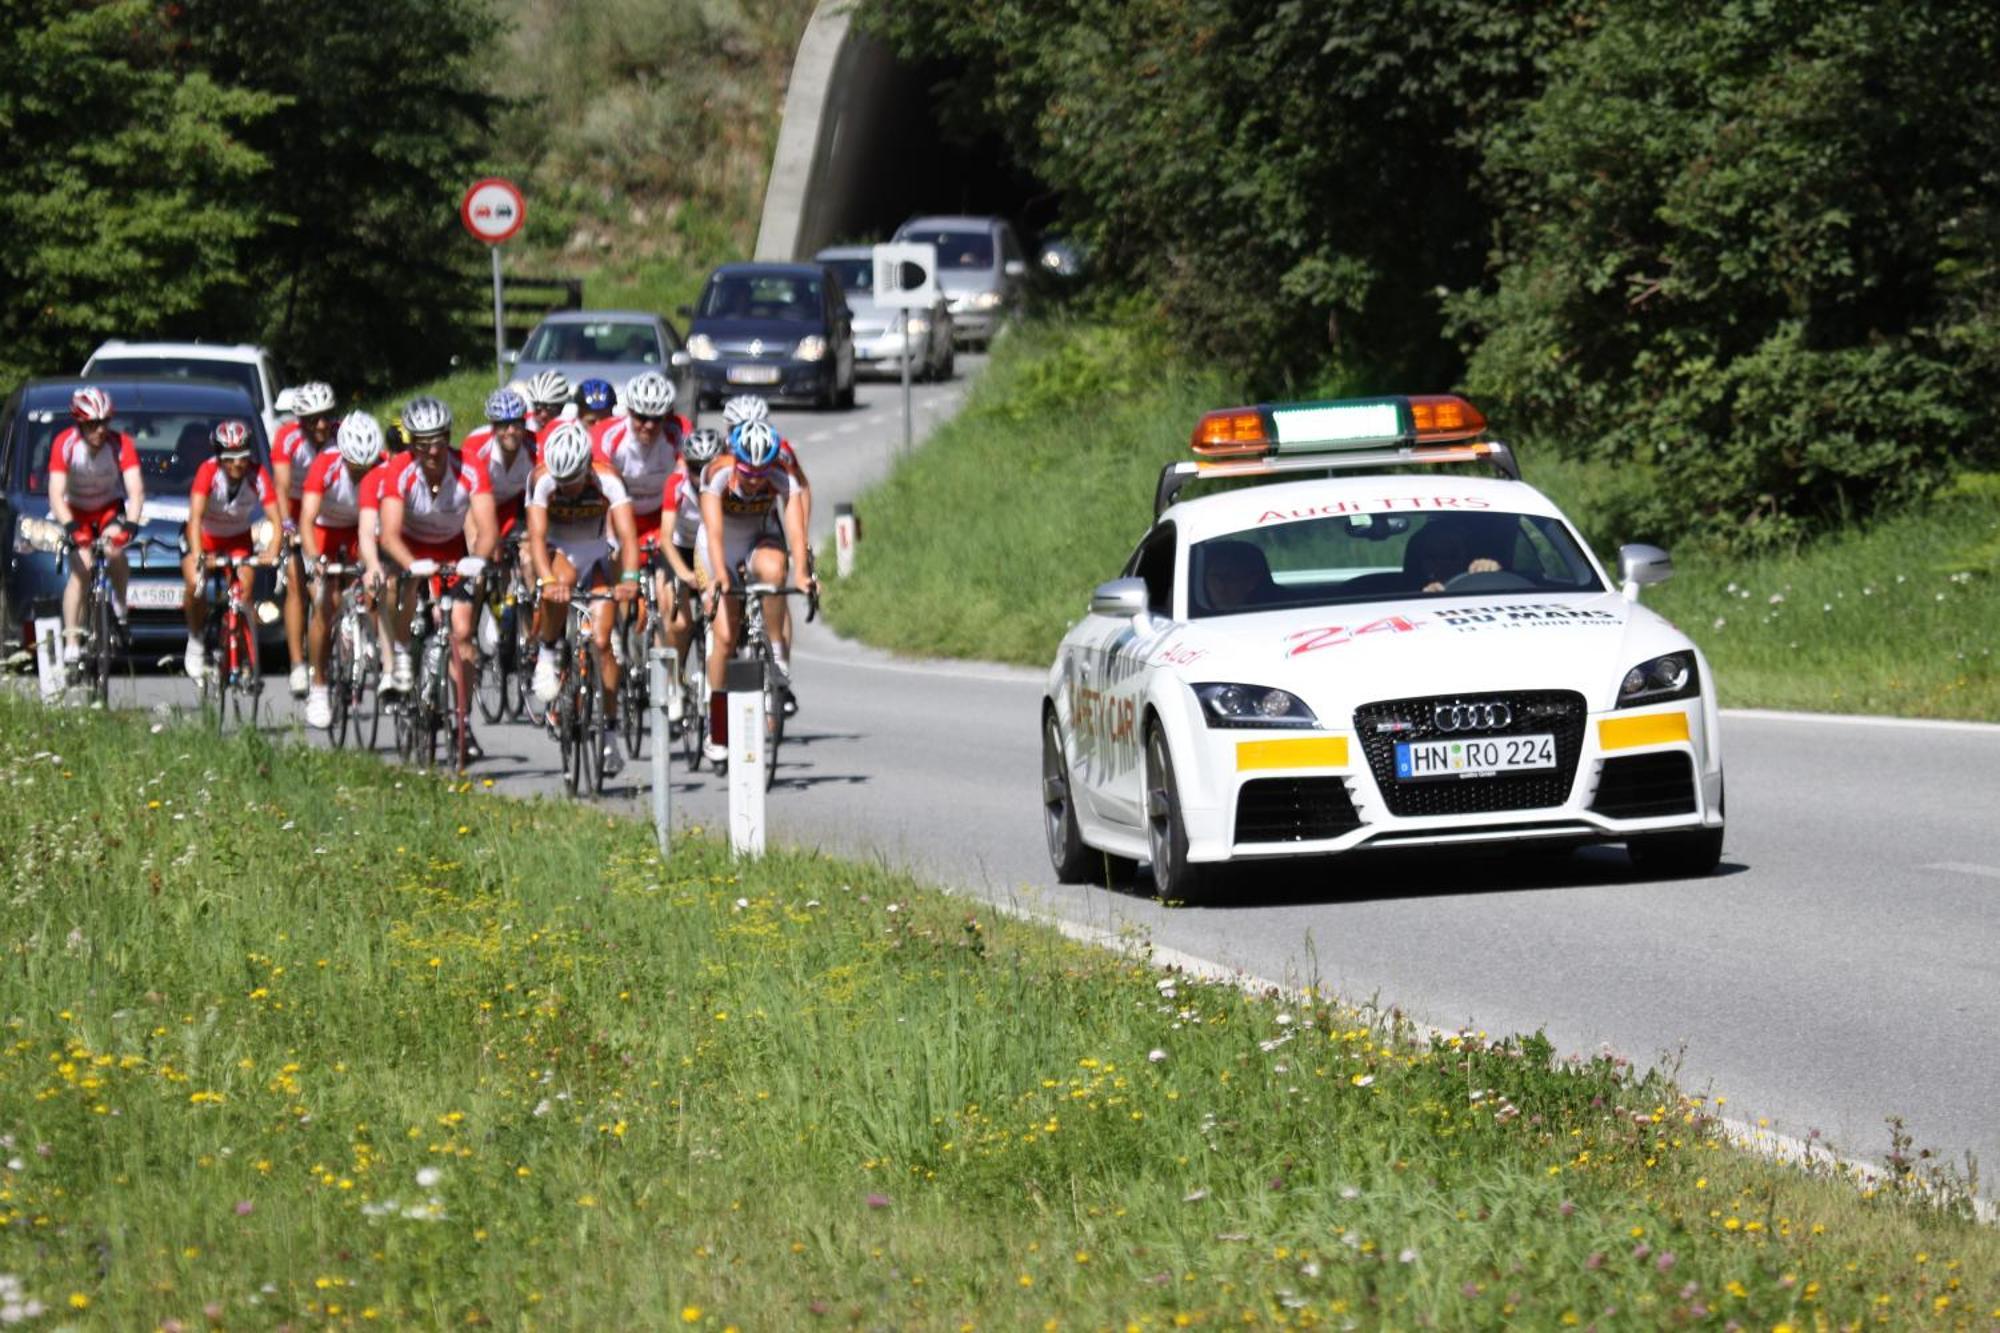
[1153,439,1520,516]
[1191,394,1488,459]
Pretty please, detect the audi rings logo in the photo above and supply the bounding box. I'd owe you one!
[1432,700,1511,733]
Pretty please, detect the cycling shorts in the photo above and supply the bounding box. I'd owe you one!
[313,525,361,566]
[68,504,128,547]
[182,529,257,560]
[403,535,468,566]
[548,538,614,590]
[496,496,525,541]
[630,505,664,545]
[696,527,786,587]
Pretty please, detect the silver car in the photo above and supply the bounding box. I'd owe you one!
[891,215,1029,349]
[813,246,955,382]
[508,309,695,415]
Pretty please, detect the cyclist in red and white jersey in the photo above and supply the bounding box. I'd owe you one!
[356,419,411,683]
[528,370,573,451]
[528,421,641,775]
[657,427,722,720]
[596,371,685,613]
[699,421,812,764]
[378,398,497,739]
[179,421,280,679]
[466,388,535,540]
[298,412,385,729]
[46,386,145,666]
[269,381,339,698]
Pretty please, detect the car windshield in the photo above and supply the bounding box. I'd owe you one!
[698,273,823,322]
[1188,509,1604,618]
[826,260,875,296]
[87,357,262,410]
[519,321,663,365]
[901,230,993,271]
[12,406,266,498]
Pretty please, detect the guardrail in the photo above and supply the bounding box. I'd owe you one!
[460,274,584,340]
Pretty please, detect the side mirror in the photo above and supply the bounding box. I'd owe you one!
[669,350,691,370]
[1618,543,1673,600]
[677,304,695,319]
[1004,259,1027,278]
[1089,577,1148,618]
[502,348,520,366]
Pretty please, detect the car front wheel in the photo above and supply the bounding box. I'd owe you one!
[1146,727,1220,905]
[1043,712,1093,882]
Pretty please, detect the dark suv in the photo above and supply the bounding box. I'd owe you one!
[1,377,277,660]
[682,261,857,410]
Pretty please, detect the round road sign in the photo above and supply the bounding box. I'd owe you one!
[460,178,525,245]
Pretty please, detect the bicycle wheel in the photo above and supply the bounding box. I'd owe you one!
[508,605,535,721]
[415,650,443,772]
[762,654,786,791]
[557,656,582,795]
[231,617,263,733]
[88,583,113,708]
[681,621,707,772]
[209,619,231,735]
[476,599,507,724]
[328,619,354,748]
[619,620,647,760]
[580,645,606,795]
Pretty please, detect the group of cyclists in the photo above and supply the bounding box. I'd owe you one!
[44,371,817,773]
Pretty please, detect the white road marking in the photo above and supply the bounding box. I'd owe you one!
[1724,708,2000,736]
[832,422,859,435]
[790,643,1041,687]
[1924,862,2000,881]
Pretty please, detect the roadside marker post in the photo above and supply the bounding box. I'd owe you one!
[33,617,62,700]
[648,647,676,859]
[459,178,527,387]
[724,658,765,856]
[871,243,938,457]
[833,503,858,578]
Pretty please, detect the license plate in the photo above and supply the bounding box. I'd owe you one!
[727,364,781,385]
[127,582,185,610]
[1396,732,1556,780]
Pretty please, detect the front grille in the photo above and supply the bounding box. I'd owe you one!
[1590,752,1697,818]
[1354,690,1587,817]
[1234,777,1362,843]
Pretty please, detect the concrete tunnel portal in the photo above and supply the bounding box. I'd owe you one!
[754,3,1056,263]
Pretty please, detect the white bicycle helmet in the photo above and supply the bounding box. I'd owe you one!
[625,371,675,417]
[336,412,385,468]
[402,395,452,437]
[528,369,572,410]
[542,420,593,481]
[681,427,725,467]
[292,381,338,417]
[721,394,770,426]
[732,420,780,470]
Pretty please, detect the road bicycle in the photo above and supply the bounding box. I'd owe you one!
[711,569,815,791]
[678,573,711,774]
[57,526,169,707]
[612,538,677,761]
[196,553,268,734]
[396,564,475,773]
[316,560,381,750]
[474,535,535,725]
[547,590,616,796]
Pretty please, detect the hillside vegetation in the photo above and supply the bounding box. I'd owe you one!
[861,0,2000,552]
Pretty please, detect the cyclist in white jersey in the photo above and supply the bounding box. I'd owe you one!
[698,421,811,764]
[298,412,385,728]
[46,386,145,664]
[270,380,339,697]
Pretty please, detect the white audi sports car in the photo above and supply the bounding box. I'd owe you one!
[1040,394,1725,902]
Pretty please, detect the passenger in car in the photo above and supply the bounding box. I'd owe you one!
[1198,540,1279,614]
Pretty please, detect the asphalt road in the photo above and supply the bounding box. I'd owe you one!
[92,351,2000,1197]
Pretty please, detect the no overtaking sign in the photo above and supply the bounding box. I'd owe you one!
[460,178,525,245]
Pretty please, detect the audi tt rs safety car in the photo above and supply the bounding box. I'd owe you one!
[1040,394,1725,903]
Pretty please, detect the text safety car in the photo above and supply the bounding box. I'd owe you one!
[1040,394,1725,903]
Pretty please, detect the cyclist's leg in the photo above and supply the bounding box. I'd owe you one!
[283,539,307,679]
[309,569,337,686]
[106,543,131,624]
[235,564,261,673]
[180,546,207,654]
[61,548,91,658]
[533,550,579,703]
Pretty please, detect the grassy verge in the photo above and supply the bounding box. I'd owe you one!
[826,322,2000,719]
[3,697,1997,1326]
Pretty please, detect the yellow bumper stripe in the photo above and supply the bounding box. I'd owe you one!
[1236,736,1349,771]
[1597,711,1691,751]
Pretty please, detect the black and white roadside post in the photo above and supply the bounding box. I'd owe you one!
[871,242,938,455]
[832,502,859,578]
[648,646,676,859]
[460,178,526,386]
[724,657,765,856]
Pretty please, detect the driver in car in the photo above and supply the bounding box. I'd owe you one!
[1410,517,1507,593]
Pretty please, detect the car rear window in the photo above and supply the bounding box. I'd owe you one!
[1189,510,1603,617]
[13,407,267,497]
[698,274,824,322]
[519,321,664,365]
[900,230,994,270]
[825,260,874,295]
[86,357,263,410]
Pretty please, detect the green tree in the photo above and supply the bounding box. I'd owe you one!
[0,0,274,391]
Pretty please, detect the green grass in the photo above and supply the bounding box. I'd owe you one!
[4,695,1998,1327]
[827,322,2000,719]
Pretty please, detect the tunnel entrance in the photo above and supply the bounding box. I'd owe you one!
[756,13,1059,261]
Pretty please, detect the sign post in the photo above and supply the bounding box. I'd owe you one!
[648,647,676,859]
[724,658,766,856]
[871,243,938,455]
[459,178,527,386]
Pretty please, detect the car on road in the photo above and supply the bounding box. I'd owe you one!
[1,377,281,662]
[510,309,696,416]
[682,261,856,411]
[891,215,1029,349]
[1040,394,1726,903]
[813,245,955,382]
[82,340,289,446]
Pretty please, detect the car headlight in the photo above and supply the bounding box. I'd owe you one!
[970,290,1004,311]
[905,315,931,335]
[687,334,718,361]
[1192,682,1318,729]
[793,336,827,362]
[1616,652,1699,708]
[13,516,64,554]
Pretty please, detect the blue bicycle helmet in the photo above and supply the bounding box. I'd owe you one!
[485,388,528,423]
[577,378,616,413]
[732,421,780,471]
